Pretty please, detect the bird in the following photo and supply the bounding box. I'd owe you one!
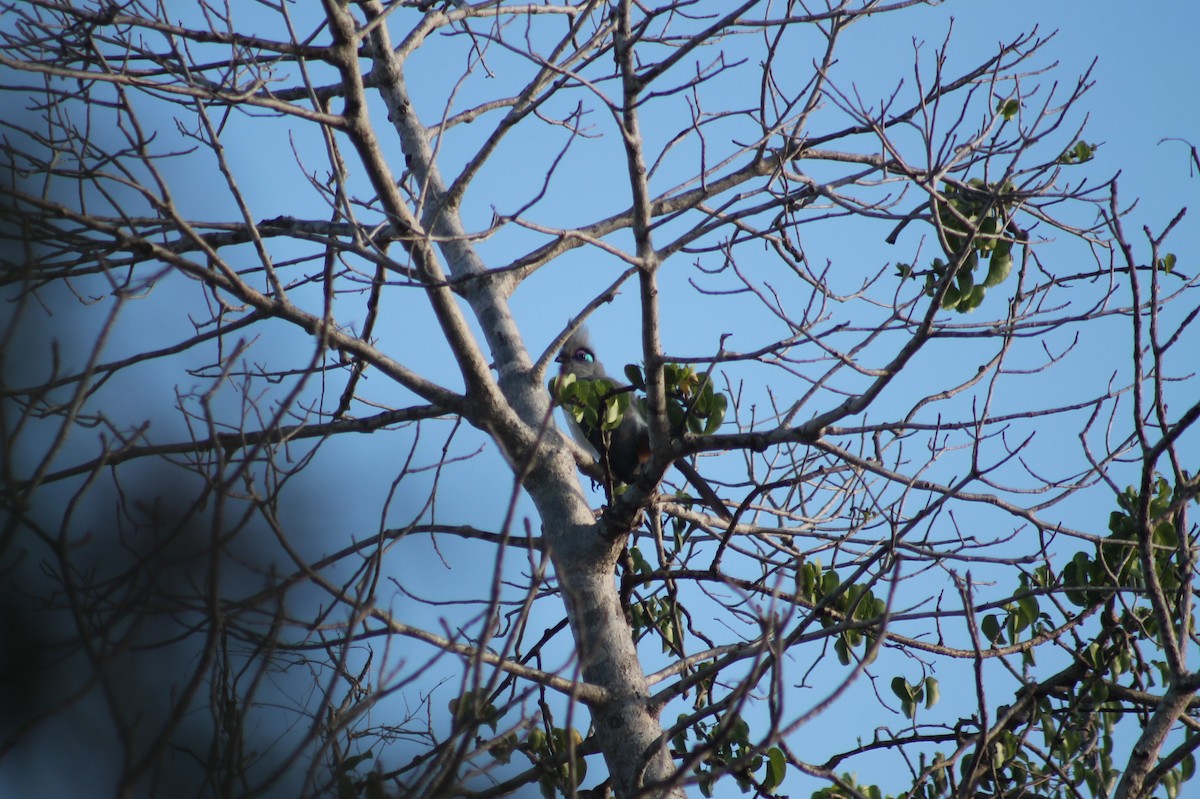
[554,328,733,521]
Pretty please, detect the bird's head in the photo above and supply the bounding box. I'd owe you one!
[555,327,605,380]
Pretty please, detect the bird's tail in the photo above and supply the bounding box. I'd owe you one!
[672,458,734,522]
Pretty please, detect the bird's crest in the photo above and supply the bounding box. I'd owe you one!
[561,326,592,359]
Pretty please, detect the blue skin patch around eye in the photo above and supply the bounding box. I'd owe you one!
[575,349,593,362]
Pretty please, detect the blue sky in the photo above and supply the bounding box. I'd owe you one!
[3,1,1199,796]
[299,3,1200,793]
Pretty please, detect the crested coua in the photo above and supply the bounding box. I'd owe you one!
[555,328,650,483]
[554,328,733,521]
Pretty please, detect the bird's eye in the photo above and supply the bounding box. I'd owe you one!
[574,348,594,363]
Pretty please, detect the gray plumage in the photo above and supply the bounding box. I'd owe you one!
[554,328,732,521]
[555,328,649,483]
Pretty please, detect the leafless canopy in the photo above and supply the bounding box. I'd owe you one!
[2,2,1198,799]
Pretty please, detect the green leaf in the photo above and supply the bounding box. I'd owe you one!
[956,262,975,293]
[981,614,1003,645]
[891,677,920,718]
[603,393,624,428]
[1017,594,1040,628]
[1154,520,1178,548]
[834,635,851,665]
[552,372,575,396]
[924,677,940,709]
[1059,140,1097,164]
[731,715,751,744]
[941,283,961,309]
[1163,768,1181,799]
[490,733,517,763]
[983,251,1013,288]
[997,97,1020,120]
[1064,551,1098,607]
[956,284,986,313]
[702,407,722,435]
[764,747,786,791]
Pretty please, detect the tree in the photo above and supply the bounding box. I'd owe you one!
[1,1,1197,798]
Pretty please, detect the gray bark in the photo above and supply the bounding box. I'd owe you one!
[320,4,688,794]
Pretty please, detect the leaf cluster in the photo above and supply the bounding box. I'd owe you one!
[980,569,1050,651]
[449,688,590,799]
[551,362,727,441]
[1063,476,1191,636]
[551,373,632,437]
[899,178,1020,313]
[799,560,887,665]
[1057,139,1098,165]
[627,547,684,654]
[671,713,787,797]
[889,675,940,720]
[526,726,587,799]
[623,362,729,437]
